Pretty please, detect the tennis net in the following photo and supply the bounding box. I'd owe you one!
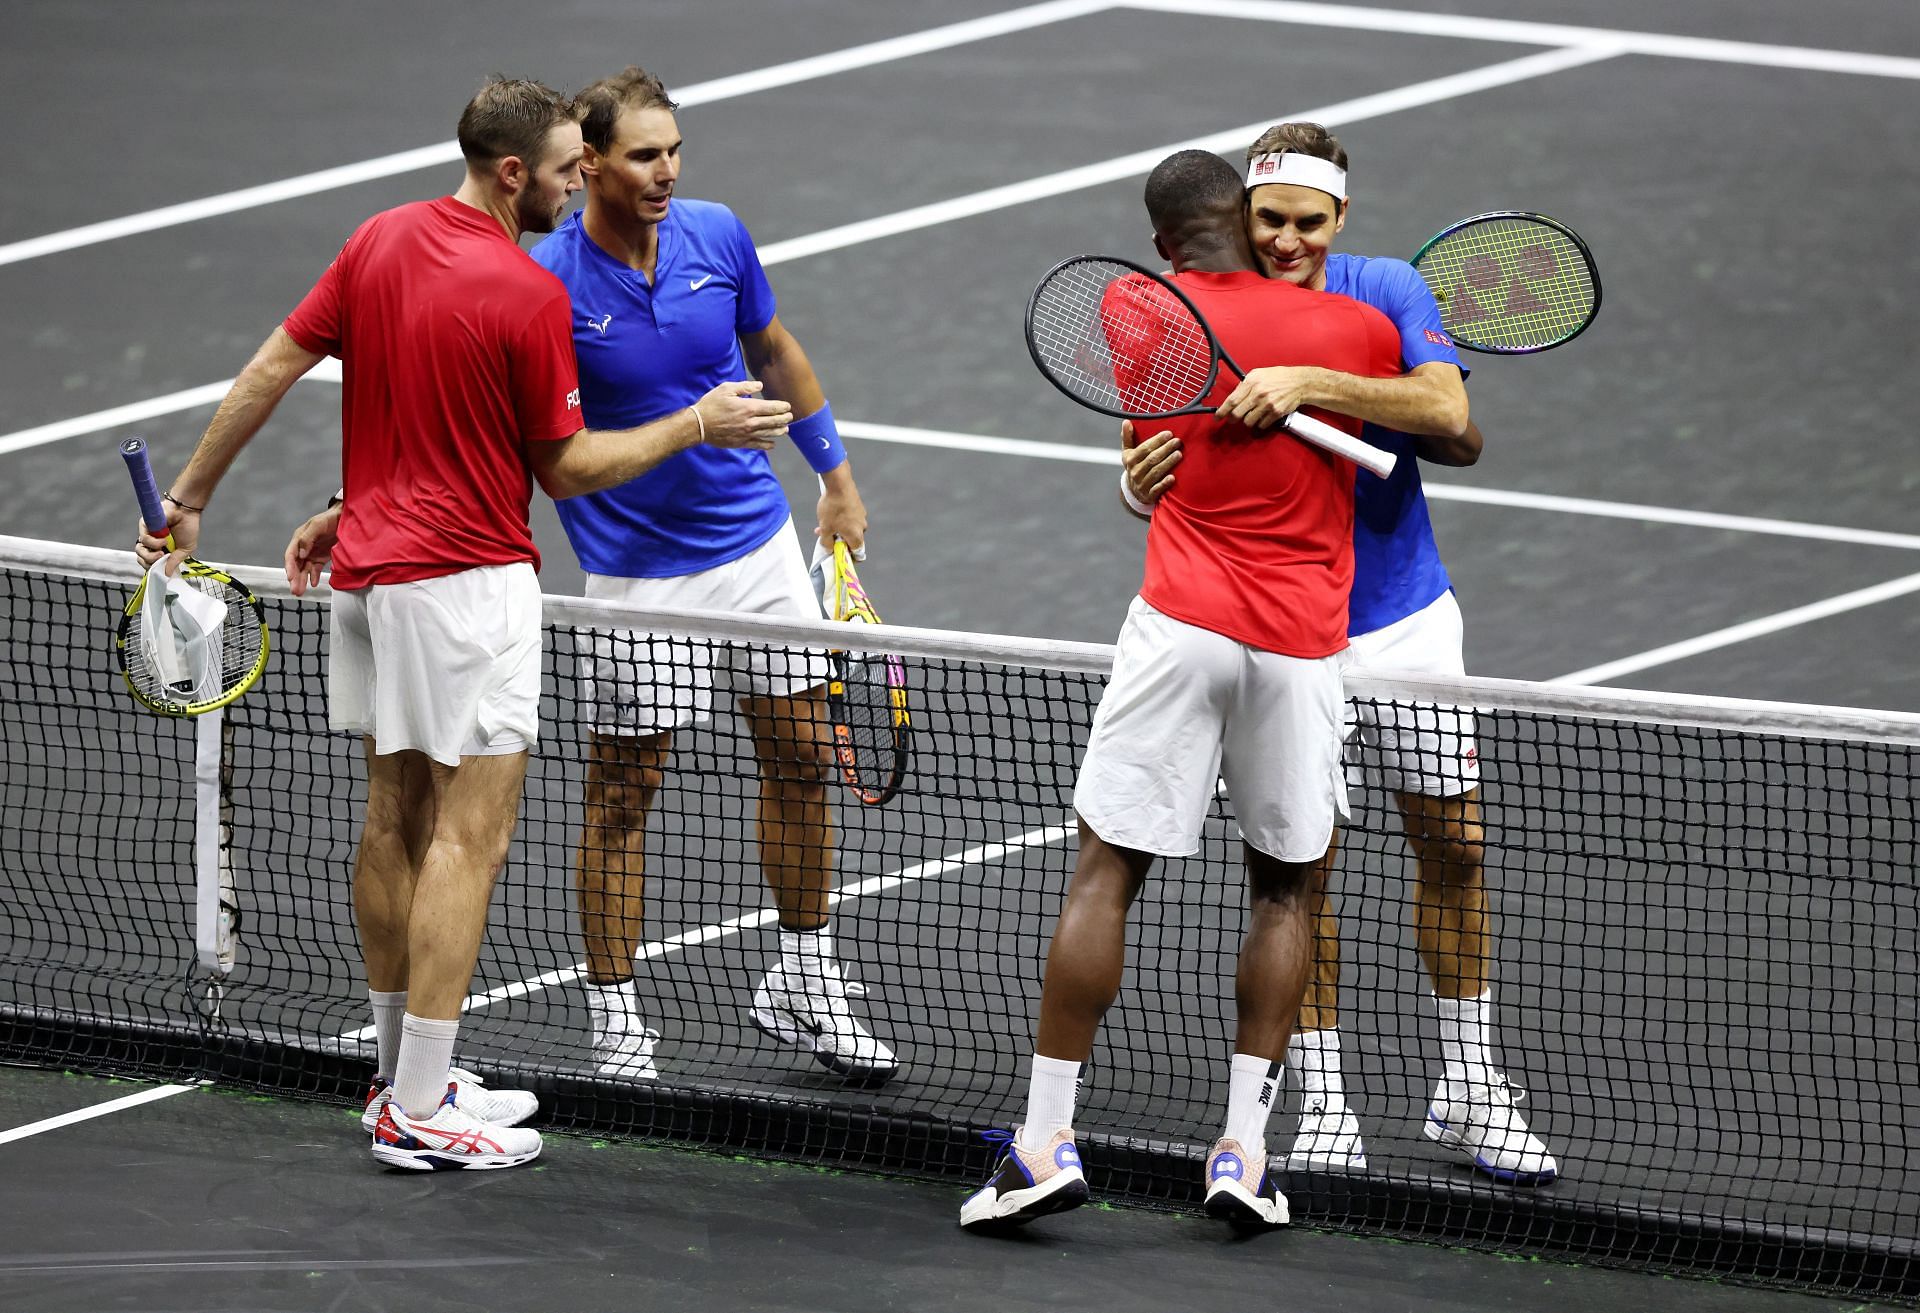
[1,534,1914,1301]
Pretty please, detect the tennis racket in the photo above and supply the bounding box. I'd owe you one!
[118,437,270,717]
[1025,254,1396,478]
[1411,212,1600,354]
[813,540,909,806]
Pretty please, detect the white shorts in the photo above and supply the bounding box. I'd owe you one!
[329,562,542,766]
[1347,590,1479,798]
[1074,597,1349,863]
[581,519,831,736]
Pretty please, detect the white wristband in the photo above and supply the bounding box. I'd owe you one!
[1120,468,1155,516]
[688,405,706,442]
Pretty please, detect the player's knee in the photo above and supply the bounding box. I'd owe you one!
[760,732,836,792]
[1246,849,1316,907]
[587,752,666,829]
[1414,829,1485,884]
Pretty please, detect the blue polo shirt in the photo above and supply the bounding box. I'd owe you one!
[529,201,787,578]
[1323,253,1467,637]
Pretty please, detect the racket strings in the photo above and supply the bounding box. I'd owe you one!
[1029,259,1215,415]
[122,569,265,706]
[1417,218,1596,350]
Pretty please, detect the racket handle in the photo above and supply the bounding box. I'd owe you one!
[1282,412,1397,479]
[120,437,173,539]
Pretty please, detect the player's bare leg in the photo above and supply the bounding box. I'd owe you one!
[742,689,835,931]
[354,743,433,1086]
[1205,843,1317,1226]
[962,818,1148,1228]
[574,730,673,1077]
[1034,820,1154,1063]
[367,749,543,1169]
[353,744,532,1140]
[743,687,895,1080]
[1399,788,1556,1183]
[1285,831,1366,1170]
[403,752,529,1023]
[354,743,433,1000]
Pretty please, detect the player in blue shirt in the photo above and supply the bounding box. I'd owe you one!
[1121,124,1557,1185]
[530,67,894,1084]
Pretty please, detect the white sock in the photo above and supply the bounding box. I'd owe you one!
[393,1013,461,1118]
[1224,1053,1282,1153]
[585,979,641,1040]
[781,926,831,982]
[1286,1028,1345,1098]
[1435,992,1495,1090]
[367,989,407,1080]
[1019,1054,1081,1151]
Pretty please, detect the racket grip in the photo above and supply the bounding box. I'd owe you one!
[120,437,173,538]
[1282,412,1397,478]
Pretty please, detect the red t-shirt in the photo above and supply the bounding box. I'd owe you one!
[283,197,582,589]
[1122,269,1403,657]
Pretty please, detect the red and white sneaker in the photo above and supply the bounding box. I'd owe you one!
[370,1084,543,1172]
[361,1066,538,1134]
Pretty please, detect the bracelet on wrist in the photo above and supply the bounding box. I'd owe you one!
[163,492,204,514]
[687,404,707,442]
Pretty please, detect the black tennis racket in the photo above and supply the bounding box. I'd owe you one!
[1411,212,1600,354]
[1025,254,1396,478]
[814,540,909,806]
[118,437,270,717]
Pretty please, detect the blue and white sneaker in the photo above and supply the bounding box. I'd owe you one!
[960,1127,1088,1229]
[369,1083,543,1172]
[1424,1075,1558,1185]
[1203,1138,1288,1227]
[361,1066,538,1134]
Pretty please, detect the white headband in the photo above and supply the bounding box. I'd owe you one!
[1244,152,1348,200]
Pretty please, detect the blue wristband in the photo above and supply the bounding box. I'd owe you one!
[789,401,848,474]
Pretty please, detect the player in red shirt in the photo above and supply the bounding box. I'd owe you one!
[137,77,792,1171]
[962,150,1403,1231]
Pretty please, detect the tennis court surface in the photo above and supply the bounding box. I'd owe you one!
[3,2,1916,1310]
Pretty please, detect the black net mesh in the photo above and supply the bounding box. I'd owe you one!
[1,552,1914,1302]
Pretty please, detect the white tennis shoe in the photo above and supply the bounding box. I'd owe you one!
[361,1066,538,1134]
[370,1085,542,1172]
[749,960,897,1083]
[1286,1091,1368,1171]
[1424,1075,1558,1185]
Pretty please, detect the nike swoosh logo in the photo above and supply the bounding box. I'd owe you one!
[690,274,714,290]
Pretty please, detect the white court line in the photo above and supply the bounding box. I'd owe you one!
[0,45,1609,458]
[0,383,238,458]
[1124,0,1920,80]
[337,824,1075,1036]
[1555,571,1920,687]
[838,420,1920,554]
[0,359,342,458]
[0,1082,200,1146]
[757,44,1619,266]
[7,388,1914,559]
[3,0,1910,273]
[0,0,1112,270]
